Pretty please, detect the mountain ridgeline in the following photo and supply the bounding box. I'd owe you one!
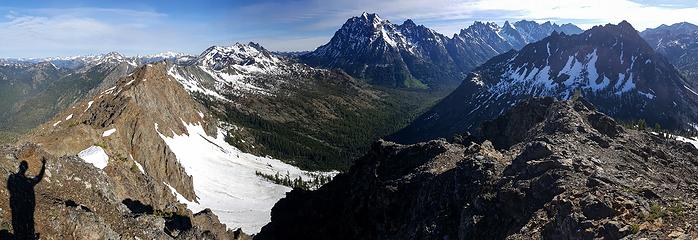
[391,21,698,143]
[300,13,582,89]
[640,22,698,83]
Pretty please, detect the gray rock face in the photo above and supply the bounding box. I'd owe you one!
[257,97,698,239]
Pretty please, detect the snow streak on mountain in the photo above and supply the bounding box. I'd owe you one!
[392,21,698,143]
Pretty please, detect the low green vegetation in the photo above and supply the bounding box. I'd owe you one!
[202,83,449,171]
[620,118,698,138]
[255,170,332,190]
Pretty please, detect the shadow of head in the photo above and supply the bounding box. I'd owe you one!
[18,161,28,175]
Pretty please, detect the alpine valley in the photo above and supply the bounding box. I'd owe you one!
[0,10,697,240]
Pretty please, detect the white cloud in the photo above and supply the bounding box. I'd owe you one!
[0,7,212,58]
[470,0,698,30]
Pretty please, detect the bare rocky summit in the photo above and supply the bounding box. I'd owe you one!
[257,97,698,239]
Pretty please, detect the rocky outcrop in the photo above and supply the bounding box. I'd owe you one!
[257,97,698,239]
[0,143,235,239]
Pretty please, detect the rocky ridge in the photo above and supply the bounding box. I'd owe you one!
[258,97,698,239]
[641,22,698,83]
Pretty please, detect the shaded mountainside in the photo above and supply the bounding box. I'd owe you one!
[301,12,582,89]
[257,97,698,240]
[641,22,698,83]
[392,21,698,144]
[170,42,441,170]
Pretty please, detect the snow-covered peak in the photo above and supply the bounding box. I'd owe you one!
[142,51,187,59]
[359,12,384,24]
[102,51,126,60]
[502,21,516,30]
[197,42,279,71]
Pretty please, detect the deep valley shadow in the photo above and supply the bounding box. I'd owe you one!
[6,158,46,240]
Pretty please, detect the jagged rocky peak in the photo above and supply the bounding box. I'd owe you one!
[301,13,583,89]
[463,21,500,34]
[337,12,391,38]
[359,11,384,24]
[402,18,417,28]
[258,97,698,239]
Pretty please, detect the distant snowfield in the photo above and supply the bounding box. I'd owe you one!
[157,121,336,234]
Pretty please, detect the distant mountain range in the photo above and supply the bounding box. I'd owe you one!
[0,53,141,140]
[392,21,698,143]
[640,22,698,83]
[1,51,196,69]
[300,13,582,89]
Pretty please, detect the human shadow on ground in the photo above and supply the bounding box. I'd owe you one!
[6,158,46,240]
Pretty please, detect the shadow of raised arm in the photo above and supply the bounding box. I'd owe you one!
[32,158,46,185]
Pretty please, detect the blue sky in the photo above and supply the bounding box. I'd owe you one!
[1,0,698,58]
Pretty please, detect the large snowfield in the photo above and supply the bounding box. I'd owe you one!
[157,121,335,233]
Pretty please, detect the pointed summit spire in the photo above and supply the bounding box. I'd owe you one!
[403,19,416,28]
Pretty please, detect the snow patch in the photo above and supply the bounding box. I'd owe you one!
[167,66,229,101]
[684,85,698,96]
[638,91,656,99]
[130,154,146,175]
[77,146,109,170]
[102,128,116,137]
[676,136,698,148]
[84,101,94,112]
